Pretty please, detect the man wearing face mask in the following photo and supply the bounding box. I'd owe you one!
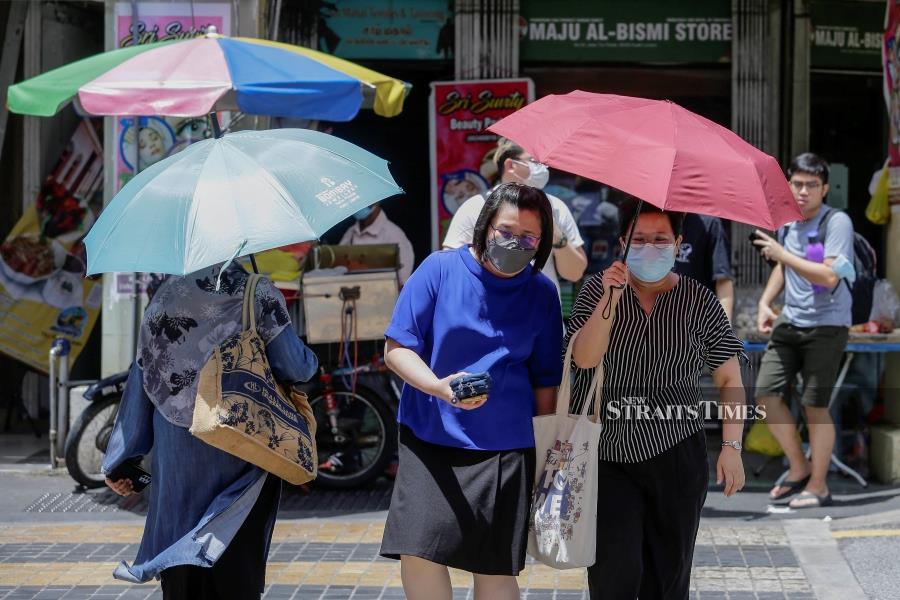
[443,138,587,295]
[566,202,747,600]
[340,202,415,285]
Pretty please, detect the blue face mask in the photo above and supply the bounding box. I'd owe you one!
[626,244,676,283]
[354,206,374,221]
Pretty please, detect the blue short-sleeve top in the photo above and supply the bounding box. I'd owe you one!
[385,246,564,450]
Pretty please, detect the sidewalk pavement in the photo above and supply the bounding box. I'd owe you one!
[0,520,821,600]
[3,472,896,600]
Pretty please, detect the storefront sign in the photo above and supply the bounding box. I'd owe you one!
[318,0,452,60]
[519,0,731,64]
[811,0,883,70]
[0,122,103,373]
[429,79,534,248]
[113,3,232,191]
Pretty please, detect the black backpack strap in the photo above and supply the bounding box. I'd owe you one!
[816,205,836,243]
[778,223,789,245]
[780,206,837,245]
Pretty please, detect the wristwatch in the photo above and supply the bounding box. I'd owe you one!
[553,235,568,249]
[722,440,743,451]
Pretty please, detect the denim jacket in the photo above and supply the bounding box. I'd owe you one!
[101,328,317,583]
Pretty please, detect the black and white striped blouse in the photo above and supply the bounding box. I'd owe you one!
[565,273,744,463]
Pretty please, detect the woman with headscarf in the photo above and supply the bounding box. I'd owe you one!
[102,262,318,599]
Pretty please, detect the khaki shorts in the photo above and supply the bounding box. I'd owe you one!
[754,321,849,408]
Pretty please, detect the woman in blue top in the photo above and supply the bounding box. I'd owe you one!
[380,183,564,600]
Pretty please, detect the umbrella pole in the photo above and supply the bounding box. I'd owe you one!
[601,198,643,320]
[210,112,223,139]
[131,112,142,358]
[249,253,259,274]
[620,198,643,264]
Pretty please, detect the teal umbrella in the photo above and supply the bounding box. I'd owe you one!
[84,128,402,275]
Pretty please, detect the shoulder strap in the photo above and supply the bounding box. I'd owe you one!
[781,205,836,244]
[817,205,836,241]
[242,274,262,332]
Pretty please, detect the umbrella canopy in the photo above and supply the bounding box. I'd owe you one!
[7,29,409,121]
[488,91,801,230]
[83,128,402,275]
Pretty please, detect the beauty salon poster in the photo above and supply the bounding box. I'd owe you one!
[429,79,534,248]
[113,2,232,191]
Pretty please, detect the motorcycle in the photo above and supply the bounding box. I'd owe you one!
[63,360,400,490]
[63,370,128,489]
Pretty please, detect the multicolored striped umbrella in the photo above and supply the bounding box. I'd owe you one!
[7,28,409,121]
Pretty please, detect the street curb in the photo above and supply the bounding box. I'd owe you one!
[783,519,866,600]
[832,507,900,528]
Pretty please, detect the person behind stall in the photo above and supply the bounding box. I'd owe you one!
[752,152,854,509]
[674,214,735,321]
[102,262,318,599]
[339,202,415,285]
[442,138,588,294]
[380,183,563,600]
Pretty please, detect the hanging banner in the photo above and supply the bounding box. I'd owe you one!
[113,2,232,192]
[884,0,900,167]
[317,0,453,60]
[0,122,104,373]
[429,79,534,248]
[519,0,731,64]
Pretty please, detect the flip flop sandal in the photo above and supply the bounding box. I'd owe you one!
[769,475,811,501]
[789,491,833,509]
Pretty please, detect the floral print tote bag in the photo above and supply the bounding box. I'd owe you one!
[191,274,317,485]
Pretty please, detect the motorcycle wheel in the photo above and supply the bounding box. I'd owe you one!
[64,395,120,489]
[308,383,396,489]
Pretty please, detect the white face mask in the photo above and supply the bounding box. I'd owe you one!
[512,159,550,190]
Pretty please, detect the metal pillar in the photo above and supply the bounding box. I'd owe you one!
[48,338,71,469]
[455,0,519,80]
[0,1,27,162]
[731,0,784,288]
[790,0,811,157]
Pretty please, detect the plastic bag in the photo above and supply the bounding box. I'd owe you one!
[866,165,891,225]
[743,421,784,457]
[869,279,900,327]
[744,420,803,457]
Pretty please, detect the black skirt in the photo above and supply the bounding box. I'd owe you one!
[380,425,536,575]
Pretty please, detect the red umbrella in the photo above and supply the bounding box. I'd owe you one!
[487,91,801,231]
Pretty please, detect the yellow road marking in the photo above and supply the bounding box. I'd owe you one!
[832,529,900,539]
[0,560,587,589]
[0,562,812,591]
[0,522,386,545]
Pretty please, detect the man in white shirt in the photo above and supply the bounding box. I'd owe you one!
[340,203,415,284]
[442,138,587,293]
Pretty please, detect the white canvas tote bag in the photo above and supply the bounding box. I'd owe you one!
[527,333,603,569]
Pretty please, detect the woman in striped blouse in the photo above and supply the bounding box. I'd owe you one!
[567,203,746,600]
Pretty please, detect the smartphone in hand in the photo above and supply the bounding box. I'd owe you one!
[451,372,492,405]
[748,232,777,267]
[107,460,151,493]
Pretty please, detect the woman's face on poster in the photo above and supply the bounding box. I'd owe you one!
[138,128,166,165]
